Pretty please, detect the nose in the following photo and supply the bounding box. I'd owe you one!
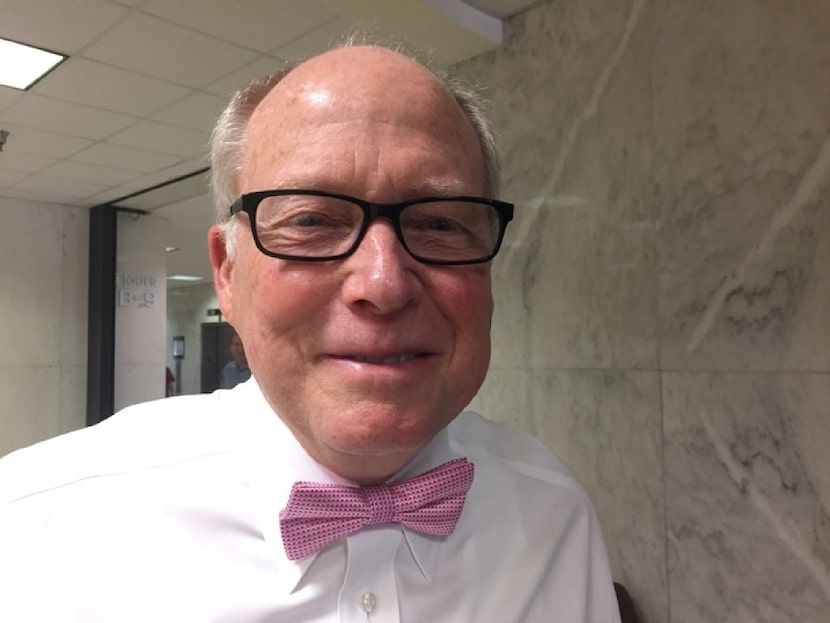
[340,220,423,315]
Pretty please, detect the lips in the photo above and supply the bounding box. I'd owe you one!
[343,352,421,364]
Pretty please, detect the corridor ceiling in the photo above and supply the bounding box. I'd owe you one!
[0,0,540,283]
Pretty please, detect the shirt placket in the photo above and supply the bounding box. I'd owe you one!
[338,528,401,623]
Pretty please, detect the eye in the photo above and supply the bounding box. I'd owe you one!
[289,212,330,227]
[423,217,457,232]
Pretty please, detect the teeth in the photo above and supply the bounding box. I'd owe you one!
[351,353,418,364]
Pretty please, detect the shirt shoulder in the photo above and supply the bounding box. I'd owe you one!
[0,392,235,505]
[448,410,581,490]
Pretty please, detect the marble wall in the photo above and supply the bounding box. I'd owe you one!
[461,0,830,621]
[0,198,88,457]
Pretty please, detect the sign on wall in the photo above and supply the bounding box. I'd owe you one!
[113,212,167,412]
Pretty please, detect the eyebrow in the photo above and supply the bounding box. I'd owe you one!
[264,178,479,199]
[407,180,476,196]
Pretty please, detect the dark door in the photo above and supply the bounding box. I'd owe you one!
[200,322,237,393]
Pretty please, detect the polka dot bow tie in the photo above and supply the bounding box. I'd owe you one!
[279,458,475,561]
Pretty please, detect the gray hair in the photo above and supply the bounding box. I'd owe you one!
[209,35,501,257]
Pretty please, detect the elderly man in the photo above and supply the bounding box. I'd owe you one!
[0,42,620,622]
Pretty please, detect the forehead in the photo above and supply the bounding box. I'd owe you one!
[239,47,484,194]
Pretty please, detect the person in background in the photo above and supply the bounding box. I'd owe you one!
[165,366,175,397]
[0,37,621,622]
[220,331,251,389]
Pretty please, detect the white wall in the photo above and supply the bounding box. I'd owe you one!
[0,198,88,457]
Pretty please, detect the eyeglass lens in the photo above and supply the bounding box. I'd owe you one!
[253,194,501,262]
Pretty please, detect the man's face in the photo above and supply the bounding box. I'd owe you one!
[209,47,494,482]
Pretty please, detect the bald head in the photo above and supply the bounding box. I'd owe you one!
[210,42,501,233]
[252,48,459,130]
[238,46,485,199]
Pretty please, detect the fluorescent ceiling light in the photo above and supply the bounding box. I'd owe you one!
[0,38,66,90]
[167,275,203,282]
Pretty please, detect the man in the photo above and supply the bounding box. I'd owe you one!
[220,331,251,389]
[0,42,620,621]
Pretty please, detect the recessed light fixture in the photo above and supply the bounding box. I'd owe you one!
[167,275,203,282]
[165,246,180,253]
[0,37,67,90]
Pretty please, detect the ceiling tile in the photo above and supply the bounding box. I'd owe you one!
[107,120,209,158]
[0,151,58,174]
[204,55,286,98]
[2,94,137,140]
[118,158,209,193]
[0,169,27,186]
[142,0,334,53]
[13,172,110,199]
[82,12,257,88]
[33,57,192,117]
[0,0,129,53]
[152,92,227,132]
[72,143,182,173]
[272,16,352,61]
[0,85,23,114]
[85,185,145,207]
[41,160,140,186]
[0,123,93,158]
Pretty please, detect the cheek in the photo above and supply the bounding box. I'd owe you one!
[238,262,332,357]
[228,255,283,355]
[449,268,492,319]
[432,268,493,348]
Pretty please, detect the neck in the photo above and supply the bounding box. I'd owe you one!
[288,427,424,485]
[317,448,420,485]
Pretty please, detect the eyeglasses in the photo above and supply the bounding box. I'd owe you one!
[229,189,514,265]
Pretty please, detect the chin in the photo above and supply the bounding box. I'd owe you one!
[326,415,440,456]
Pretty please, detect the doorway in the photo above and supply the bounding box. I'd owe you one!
[200,322,237,393]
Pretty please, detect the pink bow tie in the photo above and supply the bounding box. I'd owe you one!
[279,458,474,561]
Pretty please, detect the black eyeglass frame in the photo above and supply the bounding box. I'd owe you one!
[229,189,515,265]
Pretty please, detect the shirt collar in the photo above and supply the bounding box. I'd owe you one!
[388,428,456,584]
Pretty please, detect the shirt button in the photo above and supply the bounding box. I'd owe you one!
[360,592,378,614]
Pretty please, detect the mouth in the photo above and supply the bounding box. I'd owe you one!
[342,352,421,365]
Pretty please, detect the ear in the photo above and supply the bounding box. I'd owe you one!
[208,224,235,322]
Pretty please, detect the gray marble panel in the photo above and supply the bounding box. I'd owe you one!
[468,367,532,432]
[664,372,830,622]
[653,0,830,372]
[529,369,665,623]
[472,367,666,622]
[458,0,658,370]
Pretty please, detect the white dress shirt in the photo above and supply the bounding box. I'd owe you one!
[0,379,620,622]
